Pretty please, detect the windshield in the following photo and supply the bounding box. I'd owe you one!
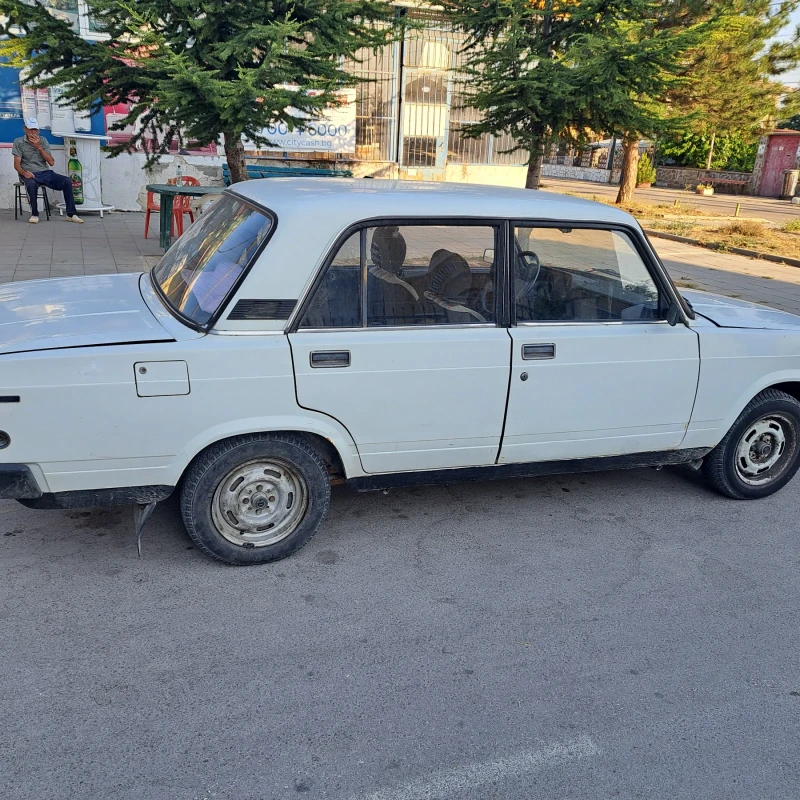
[152,195,273,327]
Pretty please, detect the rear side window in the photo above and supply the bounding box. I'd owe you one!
[299,224,498,328]
[153,196,272,326]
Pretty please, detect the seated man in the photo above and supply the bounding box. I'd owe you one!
[12,117,83,224]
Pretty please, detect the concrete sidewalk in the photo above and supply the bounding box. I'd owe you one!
[0,209,161,283]
[1,208,800,315]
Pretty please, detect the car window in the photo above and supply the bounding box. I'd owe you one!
[298,233,361,328]
[367,225,496,326]
[299,224,498,329]
[152,196,272,326]
[513,227,662,323]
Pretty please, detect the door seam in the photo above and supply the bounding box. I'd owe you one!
[495,328,515,464]
[286,335,368,474]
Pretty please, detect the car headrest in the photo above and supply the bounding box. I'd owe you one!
[427,252,471,299]
[371,226,407,275]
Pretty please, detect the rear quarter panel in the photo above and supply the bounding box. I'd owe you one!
[0,335,361,493]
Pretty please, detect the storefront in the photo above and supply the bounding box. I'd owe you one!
[1,8,528,212]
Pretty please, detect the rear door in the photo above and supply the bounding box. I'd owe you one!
[499,224,700,464]
[288,221,511,474]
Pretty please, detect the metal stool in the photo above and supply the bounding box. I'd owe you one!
[14,181,51,221]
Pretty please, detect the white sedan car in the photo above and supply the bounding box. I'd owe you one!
[2,180,799,564]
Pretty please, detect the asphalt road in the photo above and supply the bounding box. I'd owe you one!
[541,177,800,224]
[2,465,799,799]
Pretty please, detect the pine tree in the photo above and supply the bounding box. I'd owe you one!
[664,1,800,172]
[0,0,396,182]
[441,0,634,189]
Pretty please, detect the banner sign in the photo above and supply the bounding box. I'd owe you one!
[249,88,356,154]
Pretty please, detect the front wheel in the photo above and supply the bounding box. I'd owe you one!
[702,389,800,499]
[180,433,331,565]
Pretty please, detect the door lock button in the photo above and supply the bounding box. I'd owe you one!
[520,372,529,382]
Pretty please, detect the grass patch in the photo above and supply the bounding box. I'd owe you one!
[781,218,800,233]
[651,220,693,235]
[717,220,768,238]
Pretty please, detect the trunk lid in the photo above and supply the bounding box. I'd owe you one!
[0,273,175,355]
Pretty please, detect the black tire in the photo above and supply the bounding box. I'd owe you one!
[702,388,800,499]
[180,433,331,565]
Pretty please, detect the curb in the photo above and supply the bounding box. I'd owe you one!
[643,229,800,269]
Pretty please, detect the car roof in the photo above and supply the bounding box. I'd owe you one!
[217,178,642,332]
[229,177,636,226]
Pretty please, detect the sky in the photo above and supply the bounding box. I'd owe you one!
[780,8,800,88]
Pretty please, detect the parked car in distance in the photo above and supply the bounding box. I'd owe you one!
[2,179,800,565]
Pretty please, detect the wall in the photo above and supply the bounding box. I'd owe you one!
[655,166,753,193]
[541,164,611,183]
[444,163,527,188]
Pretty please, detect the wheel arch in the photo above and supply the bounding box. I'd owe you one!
[716,373,800,437]
[173,416,364,488]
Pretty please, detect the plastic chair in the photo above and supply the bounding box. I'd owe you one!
[144,189,181,240]
[14,181,51,221]
[171,176,198,236]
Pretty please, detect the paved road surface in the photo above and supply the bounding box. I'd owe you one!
[541,176,800,224]
[2,467,799,799]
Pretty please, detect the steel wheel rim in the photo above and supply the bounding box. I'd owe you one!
[212,458,308,547]
[734,413,797,486]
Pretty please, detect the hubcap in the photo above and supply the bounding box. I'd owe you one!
[734,415,796,486]
[212,458,308,547]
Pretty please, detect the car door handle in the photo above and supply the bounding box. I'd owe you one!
[310,350,351,368]
[522,343,555,360]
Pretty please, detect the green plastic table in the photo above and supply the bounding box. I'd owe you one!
[146,184,223,250]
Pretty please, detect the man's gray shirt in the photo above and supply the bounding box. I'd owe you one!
[12,136,52,174]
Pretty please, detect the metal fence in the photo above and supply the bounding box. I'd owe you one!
[277,12,527,169]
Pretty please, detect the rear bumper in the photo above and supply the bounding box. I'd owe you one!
[0,464,43,500]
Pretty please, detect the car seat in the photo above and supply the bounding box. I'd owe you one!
[368,226,421,325]
[424,251,487,324]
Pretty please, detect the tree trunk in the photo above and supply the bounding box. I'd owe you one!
[525,139,545,189]
[705,131,716,171]
[615,136,640,204]
[224,131,248,183]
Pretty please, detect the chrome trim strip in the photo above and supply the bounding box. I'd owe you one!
[293,323,498,334]
[515,319,669,327]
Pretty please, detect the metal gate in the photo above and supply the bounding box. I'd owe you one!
[397,19,461,181]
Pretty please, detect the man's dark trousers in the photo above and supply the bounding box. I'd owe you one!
[23,170,77,217]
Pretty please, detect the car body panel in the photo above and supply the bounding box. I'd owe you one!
[0,274,174,355]
[289,326,510,473]
[501,322,701,462]
[0,334,362,493]
[682,289,800,331]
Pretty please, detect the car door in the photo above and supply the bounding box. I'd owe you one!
[499,223,700,464]
[288,221,511,474]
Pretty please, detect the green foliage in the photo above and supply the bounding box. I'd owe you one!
[0,0,396,176]
[659,132,758,171]
[663,1,800,139]
[636,153,657,184]
[442,0,713,187]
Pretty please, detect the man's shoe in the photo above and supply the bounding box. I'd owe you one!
[66,215,84,224]
[28,215,38,224]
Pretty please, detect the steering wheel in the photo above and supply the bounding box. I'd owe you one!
[516,250,541,283]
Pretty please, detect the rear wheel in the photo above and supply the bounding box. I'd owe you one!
[181,433,331,565]
[702,389,800,499]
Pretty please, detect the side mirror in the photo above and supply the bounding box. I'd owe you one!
[482,248,495,264]
[666,301,681,327]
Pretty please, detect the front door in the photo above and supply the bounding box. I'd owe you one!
[500,224,700,464]
[759,135,800,197]
[289,222,509,474]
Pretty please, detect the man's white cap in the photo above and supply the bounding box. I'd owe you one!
[24,117,40,129]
